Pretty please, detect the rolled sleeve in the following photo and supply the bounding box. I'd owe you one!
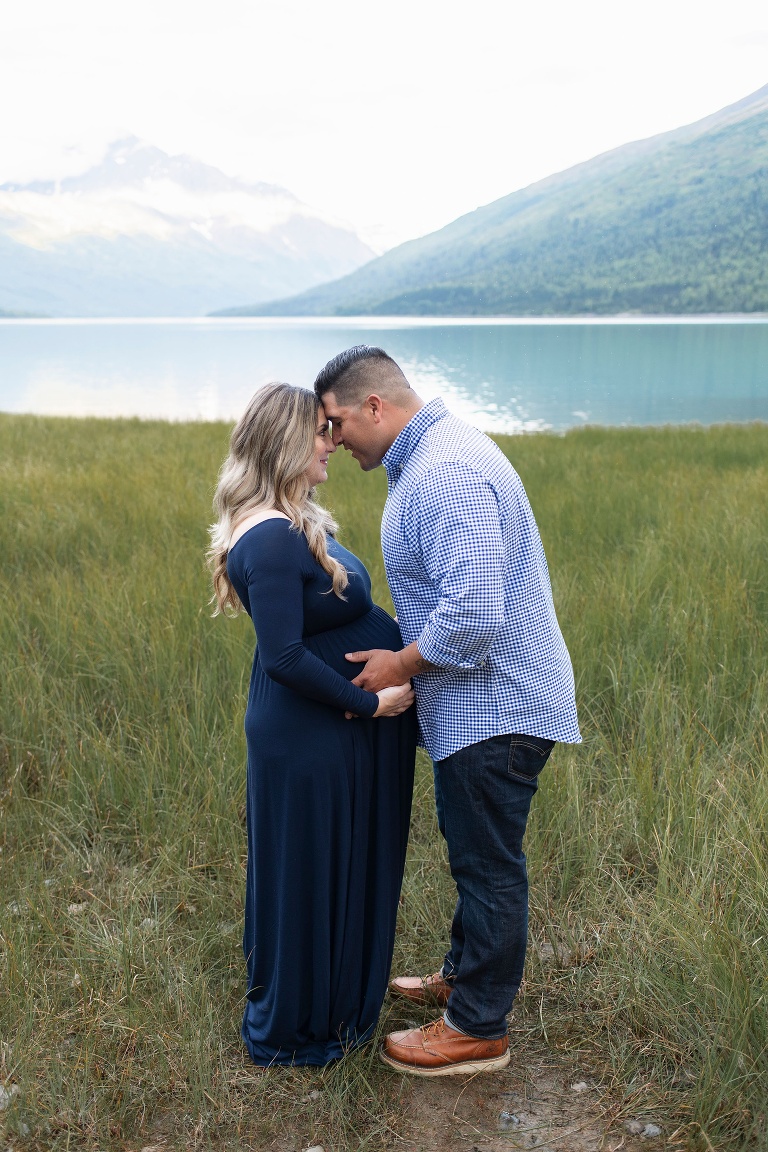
[408,465,506,669]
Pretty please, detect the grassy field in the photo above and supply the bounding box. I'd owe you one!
[1,415,767,1151]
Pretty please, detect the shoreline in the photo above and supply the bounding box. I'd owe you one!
[1,410,767,435]
[1,312,768,326]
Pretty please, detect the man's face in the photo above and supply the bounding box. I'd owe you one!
[320,390,389,472]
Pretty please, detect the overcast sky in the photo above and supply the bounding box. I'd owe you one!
[2,0,767,249]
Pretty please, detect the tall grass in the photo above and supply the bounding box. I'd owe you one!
[1,416,766,1149]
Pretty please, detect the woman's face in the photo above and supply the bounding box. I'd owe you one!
[305,405,336,486]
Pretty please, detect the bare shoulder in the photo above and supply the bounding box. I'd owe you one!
[229,510,291,551]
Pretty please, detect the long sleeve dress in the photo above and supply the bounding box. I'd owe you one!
[226,518,416,1066]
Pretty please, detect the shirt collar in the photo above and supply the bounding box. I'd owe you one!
[383,397,448,481]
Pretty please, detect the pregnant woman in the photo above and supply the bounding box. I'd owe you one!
[208,382,416,1066]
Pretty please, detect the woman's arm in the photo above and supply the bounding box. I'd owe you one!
[240,521,380,718]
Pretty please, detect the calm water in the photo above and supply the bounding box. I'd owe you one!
[1,317,766,433]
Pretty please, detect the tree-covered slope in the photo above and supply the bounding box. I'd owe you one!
[222,84,768,316]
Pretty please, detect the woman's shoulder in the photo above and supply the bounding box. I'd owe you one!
[229,511,292,553]
[228,514,314,578]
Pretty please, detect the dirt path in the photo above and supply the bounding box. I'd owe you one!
[394,1033,674,1152]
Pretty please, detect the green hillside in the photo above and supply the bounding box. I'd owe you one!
[220,84,768,316]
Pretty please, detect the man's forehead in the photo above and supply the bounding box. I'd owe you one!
[321,392,355,418]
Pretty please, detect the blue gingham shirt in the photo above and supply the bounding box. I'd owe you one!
[381,397,581,761]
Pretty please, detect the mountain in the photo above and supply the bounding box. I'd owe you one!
[223,84,768,317]
[0,138,374,317]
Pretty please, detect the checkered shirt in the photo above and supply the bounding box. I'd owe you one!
[381,397,581,761]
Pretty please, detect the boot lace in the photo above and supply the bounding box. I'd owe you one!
[421,1018,448,1041]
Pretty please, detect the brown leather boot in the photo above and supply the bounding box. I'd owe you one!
[388,970,453,1007]
[381,1017,510,1076]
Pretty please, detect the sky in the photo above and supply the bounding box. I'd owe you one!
[1,0,767,251]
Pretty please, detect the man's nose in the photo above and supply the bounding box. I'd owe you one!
[331,428,343,447]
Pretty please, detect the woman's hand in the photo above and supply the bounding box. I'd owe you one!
[373,681,415,718]
[344,682,414,719]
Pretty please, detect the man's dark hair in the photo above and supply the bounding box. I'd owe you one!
[313,345,407,404]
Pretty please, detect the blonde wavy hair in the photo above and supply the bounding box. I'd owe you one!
[208,382,348,615]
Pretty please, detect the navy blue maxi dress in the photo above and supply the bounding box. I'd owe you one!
[227,518,416,1066]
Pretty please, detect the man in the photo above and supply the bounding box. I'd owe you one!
[314,346,581,1077]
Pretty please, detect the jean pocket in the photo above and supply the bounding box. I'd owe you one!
[507,734,555,786]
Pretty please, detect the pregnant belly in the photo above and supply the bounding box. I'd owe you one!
[303,605,403,680]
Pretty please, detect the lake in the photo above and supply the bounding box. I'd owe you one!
[1,316,767,433]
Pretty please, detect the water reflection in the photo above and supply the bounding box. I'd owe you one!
[387,322,768,430]
[1,318,766,431]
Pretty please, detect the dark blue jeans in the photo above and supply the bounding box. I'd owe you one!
[433,732,554,1039]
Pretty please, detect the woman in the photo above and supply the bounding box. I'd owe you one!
[208,382,416,1067]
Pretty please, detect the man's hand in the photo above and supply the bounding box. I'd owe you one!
[346,642,437,691]
[346,648,405,692]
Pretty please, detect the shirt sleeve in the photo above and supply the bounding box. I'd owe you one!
[407,464,507,669]
[239,521,379,718]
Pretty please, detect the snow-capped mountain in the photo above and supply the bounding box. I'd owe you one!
[0,138,374,316]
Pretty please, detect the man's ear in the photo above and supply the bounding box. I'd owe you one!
[365,394,384,423]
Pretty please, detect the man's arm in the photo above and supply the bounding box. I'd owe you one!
[348,463,508,692]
